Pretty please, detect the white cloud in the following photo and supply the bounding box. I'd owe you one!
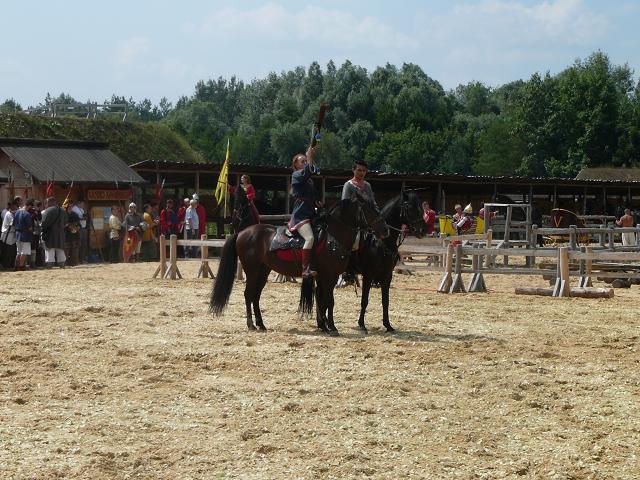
[114,37,151,66]
[197,3,417,50]
[441,0,608,48]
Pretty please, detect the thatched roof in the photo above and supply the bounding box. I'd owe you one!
[576,167,640,182]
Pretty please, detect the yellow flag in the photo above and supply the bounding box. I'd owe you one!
[215,139,230,205]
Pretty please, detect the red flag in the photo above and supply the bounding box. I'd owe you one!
[155,178,165,202]
[46,181,55,197]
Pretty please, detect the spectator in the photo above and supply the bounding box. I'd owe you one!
[30,200,44,268]
[184,199,199,258]
[192,194,207,237]
[71,200,89,263]
[422,201,436,236]
[13,199,34,271]
[40,196,67,268]
[140,203,157,261]
[109,205,123,263]
[123,203,144,262]
[63,199,81,266]
[160,199,179,238]
[1,201,18,269]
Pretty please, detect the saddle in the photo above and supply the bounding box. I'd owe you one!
[270,217,325,251]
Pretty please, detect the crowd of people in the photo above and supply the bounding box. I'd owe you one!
[0,195,91,271]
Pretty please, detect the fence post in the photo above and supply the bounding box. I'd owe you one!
[153,235,167,279]
[164,234,182,280]
[527,224,538,267]
[437,242,454,293]
[579,245,593,288]
[197,234,214,279]
[553,247,570,297]
[449,243,466,293]
[569,225,577,250]
[468,244,487,293]
[608,226,615,251]
[599,224,606,247]
[484,229,493,268]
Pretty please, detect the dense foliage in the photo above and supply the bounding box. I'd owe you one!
[3,51,638,177]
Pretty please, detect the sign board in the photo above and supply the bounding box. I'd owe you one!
[87,189,131,201]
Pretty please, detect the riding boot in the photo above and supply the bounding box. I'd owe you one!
[301,248,317,278]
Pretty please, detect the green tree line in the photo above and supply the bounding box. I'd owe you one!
[3,51,639,178]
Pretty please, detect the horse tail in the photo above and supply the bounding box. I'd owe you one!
[210,233,239,316]
[298,276,315,317]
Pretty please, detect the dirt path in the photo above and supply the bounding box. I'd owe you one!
[1,262,638,479]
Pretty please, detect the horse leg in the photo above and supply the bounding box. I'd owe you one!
[252,266,271,331]
[314,286,328,332]
[381,279,395,332]
[358,275,373,333]
[322,279,339,336]
[244,272,257,330]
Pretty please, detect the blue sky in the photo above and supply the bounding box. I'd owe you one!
[1,0,639,108]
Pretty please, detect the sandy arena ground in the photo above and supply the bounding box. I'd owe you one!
[1,260,639,479]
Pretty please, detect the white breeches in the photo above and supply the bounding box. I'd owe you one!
[298,223,314,249]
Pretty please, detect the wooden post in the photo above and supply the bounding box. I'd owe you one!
[468,245,487,293]
[437,242,454,293]
[569,225,577,251]
[197,234,214,279]
[552,247,570,297]
[579,245,593,287]
[503,206,512,265]
[449,243,466,293]
[484,229,493,268]
[599,224,606,248]
[153,234,167,279]
[608,227,615,251]
[527,224,538,267]
[164,234,182,280]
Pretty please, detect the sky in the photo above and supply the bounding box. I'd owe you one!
[1,0,639,108]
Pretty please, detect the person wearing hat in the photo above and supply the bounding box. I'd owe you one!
[184,199,200,258]
[454,204,474,234]
[123,202,144,262]
[192,194,207,238]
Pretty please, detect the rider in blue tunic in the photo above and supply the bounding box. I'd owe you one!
[288,146,320,278]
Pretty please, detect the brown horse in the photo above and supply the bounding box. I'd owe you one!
[210,192,389,333]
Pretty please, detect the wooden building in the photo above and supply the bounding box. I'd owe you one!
[0,137,145,248]
[132,160,640,218]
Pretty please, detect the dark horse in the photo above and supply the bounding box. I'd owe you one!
[231,186,259,234]
[354,190,426,333]
[210,191,389,333]
[300,190,426,333]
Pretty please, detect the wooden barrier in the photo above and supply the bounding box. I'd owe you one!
[515,287,614,298]
[153,234,226,280]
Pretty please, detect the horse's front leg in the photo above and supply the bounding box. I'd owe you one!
[324,278,339,336]
[314,285,328,332]
[358,275,373,333]
[381,278,395,332]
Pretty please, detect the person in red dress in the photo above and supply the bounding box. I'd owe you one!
[240,175,260,224]
[422,201,436,235]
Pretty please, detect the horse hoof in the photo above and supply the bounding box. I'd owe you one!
[358,325,368,334]
[328,329,340,337]
[385,325,395,333]
[247,325,257,331]
[257,325,267,331]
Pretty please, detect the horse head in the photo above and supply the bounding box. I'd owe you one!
[351,189,389,239]
[400,190,427,238]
